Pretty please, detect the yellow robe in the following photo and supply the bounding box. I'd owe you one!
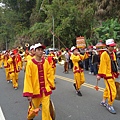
[47,53,56,80]
[98,51,117,105]
[7,57,19,88]
[24,54,34,71]
[3,54,11,81]
[0,54,3,68]
[23,58,55,120]
[26,54,33,61]
[71,53,88,90]
[23,58,55,97]
[17,54,22,70]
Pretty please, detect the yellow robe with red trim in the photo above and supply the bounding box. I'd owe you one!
[0,54,3,68]
[71,53,88,90]
[3,54,11,81]
[17,54,22,70]
[24,54,34,71]
[98,51,117,105]
[47,53,56,80]
[7,56,19,88]
[23,58,55,98]
[26,54,34,62]
[7,57,19,73]
[98,51,117,79]
[3,54,10,68]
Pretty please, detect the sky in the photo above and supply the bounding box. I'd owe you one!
[0,2,5,7]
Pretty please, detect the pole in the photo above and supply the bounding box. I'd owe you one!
[39,2,55,49]
[6,39,7,50]
[52,16,55,50]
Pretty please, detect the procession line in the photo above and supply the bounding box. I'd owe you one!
[0,106,6,120]
[55,75,104,92]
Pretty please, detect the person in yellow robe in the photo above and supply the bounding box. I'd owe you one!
[17,53,22,70]
[0,53,3,68]
[24,45,35,72]
[97,39,118,114]
[7,52,20,90]
[22,51,29,71]
[23,43,55,120]
[3,51,11,83]
[70,46,88,96]
[47,51,57,81]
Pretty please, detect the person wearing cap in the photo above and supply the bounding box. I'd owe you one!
[47,50,57,81]
[24,45,35,72]
[27,45,35,59]
[3,50,11,83]
[7,50,20,90]
[0,52,4,68]
[23,43,55,120]
[17,52,22,70]
[13,48,22,71]
[70,46,89,96]
[97,39,118,114]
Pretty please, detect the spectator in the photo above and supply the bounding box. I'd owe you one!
[92,50,100,75]
[116,48,120,70]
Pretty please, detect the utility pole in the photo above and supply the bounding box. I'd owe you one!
[6,39,7,50]
[52,16,55,50]
[39,6,55,50]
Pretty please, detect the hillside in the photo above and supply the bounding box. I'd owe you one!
[0,0,120,50]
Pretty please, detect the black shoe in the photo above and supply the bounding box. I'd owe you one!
[77,91,82,96]
[73,83,76,90]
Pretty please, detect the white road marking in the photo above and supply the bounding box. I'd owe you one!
[0,106,6,120]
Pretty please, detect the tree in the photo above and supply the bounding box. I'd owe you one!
[93,19,120,43]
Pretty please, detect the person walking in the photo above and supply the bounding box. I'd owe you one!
[23,43,55,120]
[8,51,20,90]
[70,46,88,96]
[3,50,11,83]
[92,50,100,75]
[63,48,70,73]
[97,39,119,114]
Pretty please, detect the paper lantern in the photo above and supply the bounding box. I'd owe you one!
[76,36,86,48]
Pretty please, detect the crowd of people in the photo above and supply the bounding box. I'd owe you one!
[0,38,120,119]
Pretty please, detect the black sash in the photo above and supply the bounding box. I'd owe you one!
[107,51,118,73]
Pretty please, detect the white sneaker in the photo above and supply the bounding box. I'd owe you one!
[106,105,116,114]
[7,81,10,83]
[14,87,18,90]
[89,72,91,74]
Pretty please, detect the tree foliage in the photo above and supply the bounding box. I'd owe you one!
[0,0,120,50]
[94,19,120,43]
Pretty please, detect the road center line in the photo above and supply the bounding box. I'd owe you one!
[0,106,6,120]
[55,75,104,92]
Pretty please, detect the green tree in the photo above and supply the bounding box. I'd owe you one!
[94,19,120,43]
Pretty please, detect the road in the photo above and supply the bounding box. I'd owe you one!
[0,64,120,120]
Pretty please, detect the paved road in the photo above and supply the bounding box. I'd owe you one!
[0,65,120,120]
